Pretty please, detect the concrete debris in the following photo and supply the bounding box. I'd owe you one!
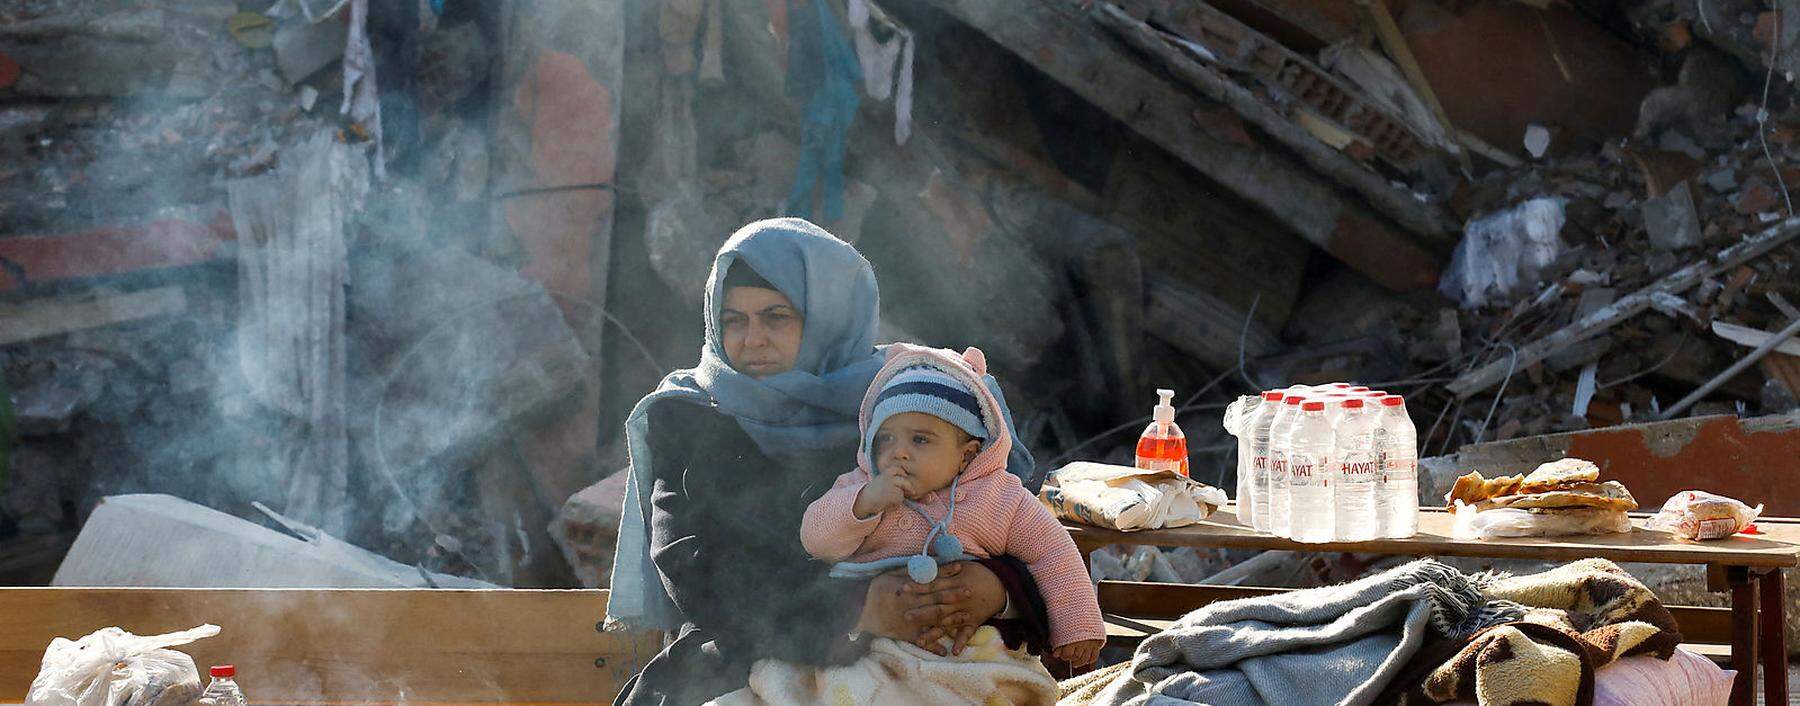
[551,470,628,588]
[1642,180,1702,251]
[52,494,494,588]
[1523,123,1552,159]
[272,15,348,86]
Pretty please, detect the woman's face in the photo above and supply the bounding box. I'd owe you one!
[721,286,804,379]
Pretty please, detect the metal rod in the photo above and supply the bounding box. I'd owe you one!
[1660,314,1800,420]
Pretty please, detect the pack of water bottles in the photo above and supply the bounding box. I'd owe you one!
[1223,383,1419,542]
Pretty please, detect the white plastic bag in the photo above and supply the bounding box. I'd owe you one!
[26,624,220,706]
[1440,197,1567,308]
[1647,490,1763,541]
[1452,502,1631,540]
[1041,462,1228,531]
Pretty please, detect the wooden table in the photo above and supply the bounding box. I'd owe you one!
[1069,506,1800,706]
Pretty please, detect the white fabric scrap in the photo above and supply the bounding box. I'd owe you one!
[848,0,914,145]
[341,0,385,179]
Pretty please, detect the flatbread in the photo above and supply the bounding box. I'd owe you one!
[1486,480,1639,512]
[1518,458,1601,494]
[1446,471,1524,505]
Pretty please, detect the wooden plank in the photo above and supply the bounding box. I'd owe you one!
[925,0,1446,292]
[1449,219,1800,397]
[1759,569,1789,704]
[1713,320,1800,358]
[1729,570,1758,706]
[0,588,661,704]
[1661,315,1800,419]
[1067,505,1800,568]
[0,216,234,291]
[0,286,187,346]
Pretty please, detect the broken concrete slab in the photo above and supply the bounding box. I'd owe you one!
[53,494,494,588]
[1454,413,1800,515]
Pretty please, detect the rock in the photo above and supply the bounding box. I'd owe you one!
[551,470,630,588]
[1642,181,1703,251]
[1735,177,1781,215]
[1705,168,1739,193]
[11,371,102,437]
[1524,124,1552,159]
[273,17,348,85]
[1418,453,1463,506]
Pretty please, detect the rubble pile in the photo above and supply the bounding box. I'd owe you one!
[1388,82,1800,456]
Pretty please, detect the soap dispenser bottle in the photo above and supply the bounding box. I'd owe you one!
[1135,389,1189,476]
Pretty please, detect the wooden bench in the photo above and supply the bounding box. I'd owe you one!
[0,588,662,705]
[1071,506,1800,706]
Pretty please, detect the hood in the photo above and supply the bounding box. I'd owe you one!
[855,343,1013,484]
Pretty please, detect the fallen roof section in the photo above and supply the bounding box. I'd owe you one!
[926,0,1450,291]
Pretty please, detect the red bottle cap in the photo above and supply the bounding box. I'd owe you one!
[1285,396,1306,405]
[1329,383,1353,389]
[1262,391,1285,401]
[1381,396,1406,407]
[1349,386,1370,392]
[1302,401,1325,411]
[210,665,235,678]
[1343,398,1364,408]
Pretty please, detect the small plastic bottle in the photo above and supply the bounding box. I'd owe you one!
[1287,401,1336,543]
[1135,388,1189,477]
[200,665,248,706]
[1331,398,1381,542]
[1266,395,1306,537]
[1225,394,1264,516]
[1374,395,1420,538]
[1245,390,1286,530]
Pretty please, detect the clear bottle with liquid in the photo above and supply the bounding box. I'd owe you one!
[1287,401,1336,543]
[1266,394,1306,537]
[1331,398,1381,542]
[1374,395,1420,538]
[1135,389,1189,477]
[1245,390,1286,530]
[200,665,248,706]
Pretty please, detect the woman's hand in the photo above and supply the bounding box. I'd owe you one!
[858,561,1008,656]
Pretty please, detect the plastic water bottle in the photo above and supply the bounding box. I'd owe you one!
[1286,401,1336,543]
[200,665,248,706]
[1331,398,1381,542]
[1374,395,1420,538]
[1266,395,1306,537]
[1244,390,1285,530]
[1225,394,1263,514]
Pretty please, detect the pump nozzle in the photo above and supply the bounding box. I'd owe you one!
[1154,388,1175,423]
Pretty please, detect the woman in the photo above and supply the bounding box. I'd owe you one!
[610,218,1049,705]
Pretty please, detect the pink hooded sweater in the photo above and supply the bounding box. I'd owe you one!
[800,344,1104,650]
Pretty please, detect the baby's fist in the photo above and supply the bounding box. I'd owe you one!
[1053,639,1103,667]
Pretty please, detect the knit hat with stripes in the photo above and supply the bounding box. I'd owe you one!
[863,363,988,462]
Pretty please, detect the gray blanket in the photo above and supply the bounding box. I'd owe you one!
[1076,559,1521,706]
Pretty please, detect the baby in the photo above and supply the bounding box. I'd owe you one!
[801,344,1105,667]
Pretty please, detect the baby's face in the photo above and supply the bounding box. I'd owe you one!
[871,412,981,500]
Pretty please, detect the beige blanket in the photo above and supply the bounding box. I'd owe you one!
[708,626,1057,706]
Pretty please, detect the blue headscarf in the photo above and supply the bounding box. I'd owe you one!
[605,218,1035,632]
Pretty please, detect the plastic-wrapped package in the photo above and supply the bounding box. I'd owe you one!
[1647,490,1763,541]
[26,624,220,706]
[1452,502,1631,540]
[1041,462,1228,531]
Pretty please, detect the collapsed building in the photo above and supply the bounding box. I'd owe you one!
[1,0,1797,613]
